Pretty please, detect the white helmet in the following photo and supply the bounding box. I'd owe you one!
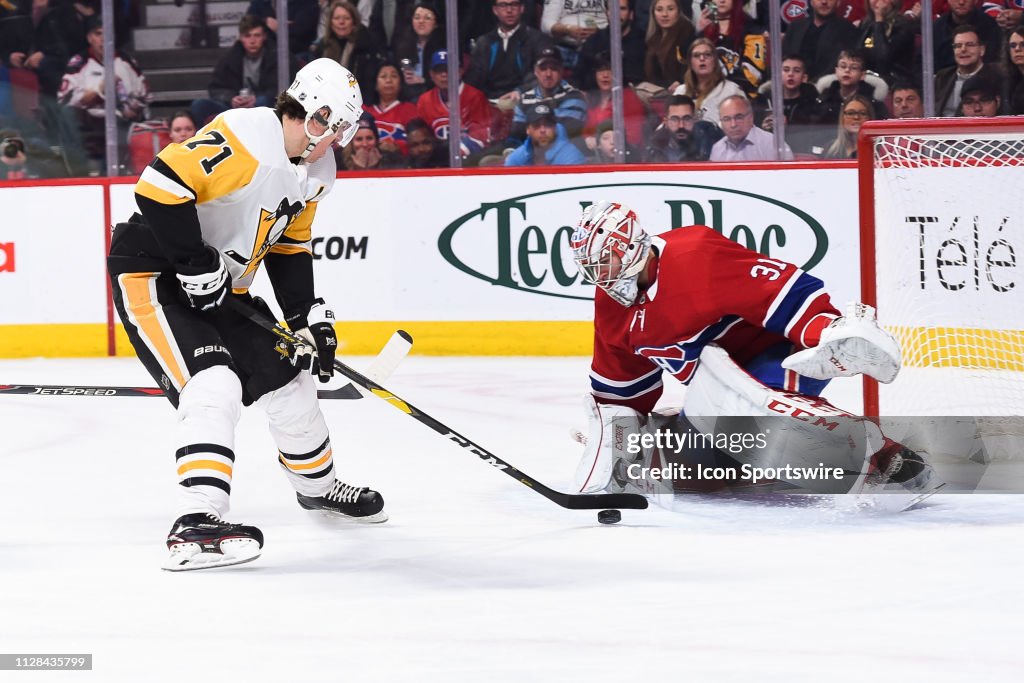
[570,201,652,306]
[286,58,363,158]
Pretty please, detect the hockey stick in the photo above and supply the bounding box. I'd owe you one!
[0,383,363,399]
[224,297,649,511]
[0,329,414,400]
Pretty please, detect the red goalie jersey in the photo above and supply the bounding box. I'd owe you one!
[591,227,840,414]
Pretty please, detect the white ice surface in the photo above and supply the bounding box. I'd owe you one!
[1,356,1023,682]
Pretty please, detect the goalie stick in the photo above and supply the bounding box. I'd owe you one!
[0,329,414,400]
[224,296,649,511]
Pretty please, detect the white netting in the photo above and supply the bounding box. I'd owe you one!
[874,133,1024,169]
[868,126,1024,416]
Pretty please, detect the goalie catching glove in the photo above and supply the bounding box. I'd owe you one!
[286,298,337,383]
[781,303,901,384]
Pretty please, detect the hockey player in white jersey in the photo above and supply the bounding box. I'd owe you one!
[107,59,385,571]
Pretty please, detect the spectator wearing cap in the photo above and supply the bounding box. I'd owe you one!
[958,73,1002,116]
[934,24,1003,117]
[464,0,554,102]
[540,0,608,71]
[504,102,586,166]
[506,46,587,151]
[575,0,647,90]
[416,50,493,158]
[582,51,647,152]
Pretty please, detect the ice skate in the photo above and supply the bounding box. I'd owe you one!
[163,513,264,572]
[296,480,387,523]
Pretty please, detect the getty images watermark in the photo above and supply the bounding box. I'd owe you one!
[624,428,846,485]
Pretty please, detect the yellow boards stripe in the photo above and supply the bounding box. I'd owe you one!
[892,326,1024,371]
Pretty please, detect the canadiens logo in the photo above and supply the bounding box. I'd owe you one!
[780,0,807,21]
[637,344,702,383]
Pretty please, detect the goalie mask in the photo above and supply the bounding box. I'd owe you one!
[571,201,652,306]
[286,58,363,159]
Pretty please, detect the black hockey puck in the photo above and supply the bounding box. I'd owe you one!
[597,509,621,525]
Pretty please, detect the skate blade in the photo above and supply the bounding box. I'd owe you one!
[162,538,262,572]
[312,509,389,524]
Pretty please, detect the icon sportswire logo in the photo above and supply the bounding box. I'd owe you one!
[437,183,828,300]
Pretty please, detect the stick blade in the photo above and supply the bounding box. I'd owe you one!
[562,493,649,510]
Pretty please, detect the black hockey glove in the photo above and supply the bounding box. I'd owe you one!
[290,299,337,383]
[176,246,229,311]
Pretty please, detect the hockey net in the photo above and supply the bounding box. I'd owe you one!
[858,118,1024,417]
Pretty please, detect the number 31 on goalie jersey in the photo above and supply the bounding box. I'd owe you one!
[185,131,234,175]
[750,257,789,281]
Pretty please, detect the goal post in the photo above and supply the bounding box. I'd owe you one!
[858,117,1024,417]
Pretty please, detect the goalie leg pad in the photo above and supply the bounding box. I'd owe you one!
[257,372,335,497]
[176,365,242,518]
[685,346,887,493]
[574,394,646,494]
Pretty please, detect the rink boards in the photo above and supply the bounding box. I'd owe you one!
[0,163,859,356]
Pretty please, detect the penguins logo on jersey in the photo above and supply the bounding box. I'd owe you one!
[224,196,305,277]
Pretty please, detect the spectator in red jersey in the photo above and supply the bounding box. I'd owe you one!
[416,50,492,159]
[582,52,647,152]
[364,61,417,155]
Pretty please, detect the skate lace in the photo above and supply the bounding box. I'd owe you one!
[325,480,366,504]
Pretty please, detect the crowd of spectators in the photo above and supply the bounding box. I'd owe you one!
[3,0,1024,177]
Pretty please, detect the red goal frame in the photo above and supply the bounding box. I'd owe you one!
[857,117,1024,416]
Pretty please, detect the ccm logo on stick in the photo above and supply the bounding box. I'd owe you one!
[0,242,14,273]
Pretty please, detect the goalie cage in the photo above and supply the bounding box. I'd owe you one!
[858,117,1024,419]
